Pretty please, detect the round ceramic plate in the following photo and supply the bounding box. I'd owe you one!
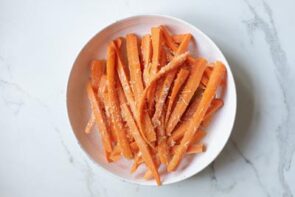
[66,15,237,185]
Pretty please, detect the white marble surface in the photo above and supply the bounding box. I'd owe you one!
[0,0,294,196]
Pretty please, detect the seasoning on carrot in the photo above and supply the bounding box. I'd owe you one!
[106,42,133,159]
[166,58,207,135]
[165,68,190,124]
[117,83,161,185]
[167,61,226,172]
[86,83,112,155]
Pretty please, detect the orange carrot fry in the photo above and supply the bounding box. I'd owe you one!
[167,61,226,172]
[160,26,178,52]
[114,38,136,115]
[98,76,118,143]
[141,34,152,87]
[203,98,224,121]
[117,84,161,185]
[86,83,112,154]
[147,27,163,114]
[138,52,189,127]
[84,113,95,134]
[150,27,162,77]
[176,34,192,54]
[166,58,207,135]
[171,143,206,154]
[157,136,170,165]
[189,130,207,145]
[152,70,177,127]
[90,60,105,91]
[186,144,206,154]
[126,34,144,101]
[106,43,133,159]
[165,68,190,124]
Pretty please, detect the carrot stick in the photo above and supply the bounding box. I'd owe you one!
[90,60,105,91]
[114,38,136,115]
[86,83,112,154]
[189,130,207,145]
[168,97,221,145]
[98,75,118,143]
[106,43,133,159]
[165,68,190,124]
[160,26,178,52]
[152,70,176,127]
[166,58,207,135]
[84,113,95,134]
[150,27,162,77]
[171,143,206,154]
[126,34,157,143]
[176,34,192,54]
[157,136,170,165]
[186,144,206,154]
[203,98,224,121]
[126,34,145,101]
[141,34,152,87]
[147,27,163,114]
[117,84,161,185]
[167,61,226,171]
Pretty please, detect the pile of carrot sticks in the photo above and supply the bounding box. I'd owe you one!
[85,25,226,185]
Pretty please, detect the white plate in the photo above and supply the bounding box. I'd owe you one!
[66,15,237,185]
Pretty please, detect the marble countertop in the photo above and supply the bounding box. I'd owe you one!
[1,0,294,196]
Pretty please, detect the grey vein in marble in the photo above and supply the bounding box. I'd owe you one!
[243,1,294,196]
[231,139,270,197]
[210,161,237,193]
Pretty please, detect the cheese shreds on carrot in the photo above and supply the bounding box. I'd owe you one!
[106,43,133,159]
[167,62,226,172]
[147,27,163,114]
[86,83,112,154]
[113,39,136,116]
[152,70,177,127]
[166,58,207,135]
[141,34,152,87]
[117,84,161,185]
[98,75,118,143]
[165,68,190,124]
[138,52,189,129]
[126,34,157,142]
